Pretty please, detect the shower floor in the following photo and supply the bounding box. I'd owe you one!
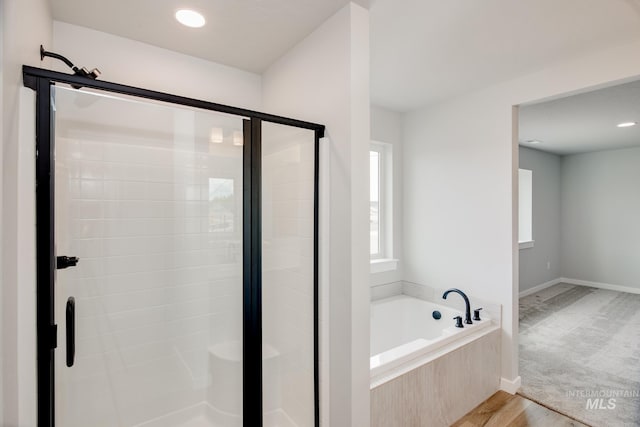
[175,416,216,427]
[136,402,298,427]
[135,402,235,427]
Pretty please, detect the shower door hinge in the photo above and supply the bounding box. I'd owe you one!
[50,324,58,350]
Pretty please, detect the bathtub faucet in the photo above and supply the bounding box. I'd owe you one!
[442,288,473,325]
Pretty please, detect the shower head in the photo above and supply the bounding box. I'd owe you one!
[40,45,101,88]
[74,66,101,80]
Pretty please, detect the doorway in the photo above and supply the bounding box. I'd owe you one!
[517,79,640,426]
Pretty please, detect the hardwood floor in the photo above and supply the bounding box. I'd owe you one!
[452,391,590,427]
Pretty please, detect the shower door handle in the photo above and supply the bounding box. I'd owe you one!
[57,255,79,269]
[66,297,75,367]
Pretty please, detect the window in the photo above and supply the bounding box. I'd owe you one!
[518,168,534,249]
[370,149,382,257]
[370,141,397,272]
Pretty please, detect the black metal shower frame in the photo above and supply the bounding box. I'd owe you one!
[22,65,324,427]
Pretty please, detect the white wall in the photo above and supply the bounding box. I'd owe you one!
[403,37,640,383]
[404,90,516,379]
[519,147,561,292]
[53,21,262,110]
[561,146,640,289]
[370,105,403,287]
[262,3,371,426]
[2,0,52,425]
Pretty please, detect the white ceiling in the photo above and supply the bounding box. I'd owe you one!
[519,79,640,156]
[370,0,640,111]
[51,0,640,112]
[50,0,358,73]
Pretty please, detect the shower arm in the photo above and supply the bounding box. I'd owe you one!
[40,45,101,82]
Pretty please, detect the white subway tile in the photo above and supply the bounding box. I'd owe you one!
[76,257,106,278]
[112,322,167,349]
[147,182,174,201]
[106,306,166,332]
[79,141,104,161]
[80,179,104,199]
[146,165,173,183]
[71,219,104,239]
[80,161,104,180]
[76,333,117,357]
[165,298,210,321]
[121,181,147,200]
[103,288,166,314]
[63,277,103,298]
[73,200,103,220]
[165,283,209,303]
[73,238,104,258]
[68,179,82,199]
[114,341,169,368]
[103,180,122,200]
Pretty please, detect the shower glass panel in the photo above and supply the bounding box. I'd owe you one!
[53,85,244,427]
[261,122,316,426]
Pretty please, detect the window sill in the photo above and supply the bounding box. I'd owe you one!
[370,258,399,274]
[519,240,534,250]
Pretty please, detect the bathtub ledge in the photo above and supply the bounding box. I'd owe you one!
[370,323,500,389]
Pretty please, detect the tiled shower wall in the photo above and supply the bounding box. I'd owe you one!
[55,117,243,426]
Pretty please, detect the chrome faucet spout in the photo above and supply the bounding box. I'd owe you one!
[442,288,473,325]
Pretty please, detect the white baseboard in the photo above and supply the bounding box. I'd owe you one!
[500,376,521,395]
[560,277,640,295]
[520,277,640,298]
[519,278,561,298]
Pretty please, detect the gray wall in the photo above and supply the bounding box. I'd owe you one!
[519,145,640,293]
[518,147,562,292]
[561,147,640,288]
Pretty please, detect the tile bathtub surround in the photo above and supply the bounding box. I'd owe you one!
[370,328,500,427]
[401,281,435,301]
[370,281,502,330]
[370,281,403,301]
[402,281,501,327]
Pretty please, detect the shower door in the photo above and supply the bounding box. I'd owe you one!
[25,65,323,427]
[52,85,245,426]
[261,122,319,426]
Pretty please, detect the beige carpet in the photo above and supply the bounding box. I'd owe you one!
[519,283,640,427]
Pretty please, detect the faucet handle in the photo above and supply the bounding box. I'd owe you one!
[453,316,464,328]
[473,308,483,321]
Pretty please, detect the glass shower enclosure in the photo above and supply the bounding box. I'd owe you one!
[23,66,322,427]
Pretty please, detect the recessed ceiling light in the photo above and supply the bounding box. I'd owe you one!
[526,140,542,144]
[617,122,636,128]
[175,9,206,28]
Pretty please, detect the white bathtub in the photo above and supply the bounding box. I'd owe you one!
[370,294,493,385]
